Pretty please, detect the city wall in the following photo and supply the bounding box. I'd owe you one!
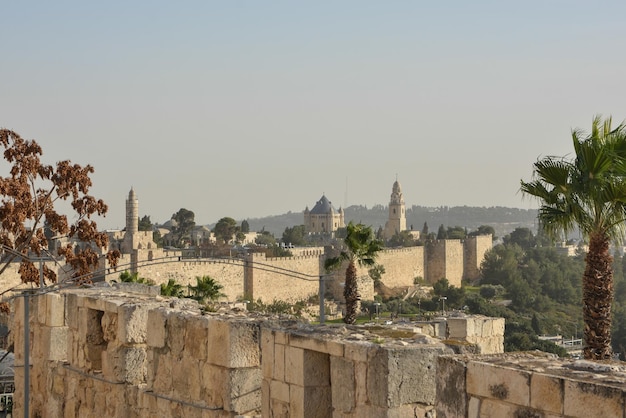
[11,286,504,418]
[0,236,491,310]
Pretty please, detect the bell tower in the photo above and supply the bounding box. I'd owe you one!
[384,178,406,240]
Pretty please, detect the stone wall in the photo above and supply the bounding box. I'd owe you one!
[463,235,492,282]
[436,352,626,418]
[426,240,464,287]
[10,286,505,418]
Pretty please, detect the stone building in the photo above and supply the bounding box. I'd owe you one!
[303,195,345,235]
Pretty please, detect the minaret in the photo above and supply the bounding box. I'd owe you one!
[384,178,406,240]
[126,187,139,234]
[122,187,139,255]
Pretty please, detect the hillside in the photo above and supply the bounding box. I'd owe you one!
[226,205,538,239]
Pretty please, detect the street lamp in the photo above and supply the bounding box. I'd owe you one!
[439,296,447,316]
[374,302,381,321]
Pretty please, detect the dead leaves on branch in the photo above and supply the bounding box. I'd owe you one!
[0,129,120,286]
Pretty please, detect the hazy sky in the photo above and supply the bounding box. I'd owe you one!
[2,1,626,230]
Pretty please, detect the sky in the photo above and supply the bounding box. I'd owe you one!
[2,1,626,230]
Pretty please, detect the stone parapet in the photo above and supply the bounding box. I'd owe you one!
[437,352,626,418]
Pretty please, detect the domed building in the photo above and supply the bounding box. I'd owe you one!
[304,195,345,235]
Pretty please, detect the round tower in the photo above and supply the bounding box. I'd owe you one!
[126,187,139,234]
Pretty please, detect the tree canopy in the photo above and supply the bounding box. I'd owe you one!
[0,129,120,286]
[521,115,626,359]
[213,217,238,244]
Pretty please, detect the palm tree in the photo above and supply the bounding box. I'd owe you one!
[188,275,225,303]
[520,115,626,360]
[160,278,184,298]
[325,222,383,324]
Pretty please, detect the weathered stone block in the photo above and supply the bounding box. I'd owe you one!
[530,373,563,414]
[261,328,275,379]
[207,318,261,368]
[262,379,271,417]
[65,292,79,330]
[436,355,467,418]
[467,361,530,407]
[224,367,262,413]
[150,351,173,395]
[270,379,290,403]
[330,355,355,413]
[102,346,147,385]
[289,384,331,418]
[44,292,66,327]
[186,315,210,360]
[478,398,518,417]
[563,379,624,418]
[167,312,187,356]
[116,303,148,344]
[368,345,450,407]
[83,295,106,311]
[285,346,329,387]
[344,341,371,362]
[146,308,167,348]
[41,325,69,362]
[288,332,344,357]
[274,343,285,381]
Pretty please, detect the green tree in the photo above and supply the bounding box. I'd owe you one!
[521,115,626,359]
[138,215,152,232]
[421,222,429,236]
[282,225,306,246]
[469,225,496,238]
[446,226,466,240]
[437,224,447,239]
[388,230,417,247]
[504,227,536,250]
[241,219,250,233]
[117,270,155,285]
[255,230,276,246]
[171,208,196,246]
[160,278,184,297]
[213,217,239,244]
[188,275,225,303]
[324,222,383,324]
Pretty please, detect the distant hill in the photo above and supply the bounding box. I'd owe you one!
[216,205,538,240]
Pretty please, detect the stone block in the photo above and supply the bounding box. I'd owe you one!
[289,384,331,418]
[344,341,371,362]
[274,343,285,382]
[44,292,66,327]
[285,346,329,387]
[167,312,187,356]
[83,295,106,311]
[186,315,209,361]
[102,346,147,385]
[368,345,450,407]
[467,396,480,418]
[200,362,227,409]
[261,328,275,379]
[224,367,262,413]
[146,309,167,348]
[447,317,468,339]
[563,379,624,418]
[288,332,344,357]
[436,355,467,418]
[150,351,173,395]
[467,361,530,407]
[207,318,261,368]
[530,373,563,414]
[262,379,270,418]
[65,292,79,330]
[270,379,290,403]
[274,329,289,345]
[41,325,69,362]
[478,399,518,417]
[330,355,355,413]
[116,303,148,344]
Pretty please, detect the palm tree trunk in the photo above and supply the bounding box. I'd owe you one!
[343,261,359,324]
[583,232,614,360]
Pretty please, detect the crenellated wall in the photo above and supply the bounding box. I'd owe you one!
[10,286,505,418]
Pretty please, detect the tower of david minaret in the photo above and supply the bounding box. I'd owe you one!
[384,178,406,240]
[122,187,139,253]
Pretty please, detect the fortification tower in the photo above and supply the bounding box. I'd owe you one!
[384,179,406,240]
[304,195,345,236]
[121,187,139,255]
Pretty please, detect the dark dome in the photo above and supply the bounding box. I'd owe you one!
[310,195,337,214]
